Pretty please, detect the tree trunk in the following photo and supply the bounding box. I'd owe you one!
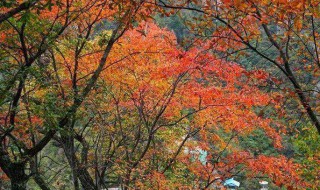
[10,163,28,190]
[11,178,27,190]
[61,135,80,190]
[0,149,28,190]
[61,135,96,190]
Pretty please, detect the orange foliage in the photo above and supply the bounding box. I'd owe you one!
[53,22,307,188]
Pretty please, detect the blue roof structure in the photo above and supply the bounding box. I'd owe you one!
[223,178,240,187]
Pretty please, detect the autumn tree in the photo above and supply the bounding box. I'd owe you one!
[0,0,153,189]
[154,0,320,136]
[0,1,316,189]
[47,22,308,189]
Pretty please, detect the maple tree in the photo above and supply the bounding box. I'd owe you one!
[0,0,152,189]
[155,0,320,136]
[0,0,318,189]
[41,22,307,189]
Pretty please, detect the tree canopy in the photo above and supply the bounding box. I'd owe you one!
[0,0,319,189]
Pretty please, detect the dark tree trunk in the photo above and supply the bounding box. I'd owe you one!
[11,178,27,190]
[10,163,28,190]
[61,135,96,190]
[61,135,80,190]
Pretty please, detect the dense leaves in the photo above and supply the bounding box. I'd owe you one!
[0,0,318,189]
